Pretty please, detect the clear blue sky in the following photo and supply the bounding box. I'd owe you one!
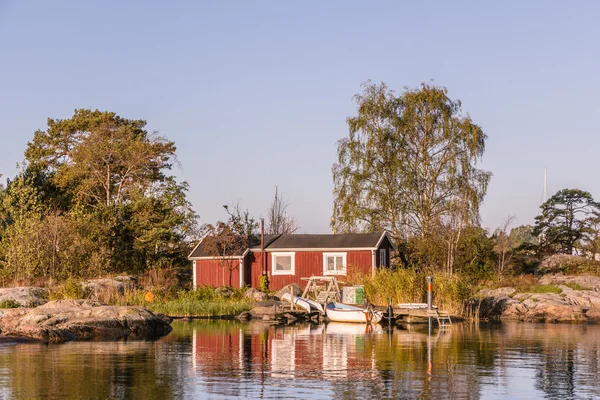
[1,1,599,233]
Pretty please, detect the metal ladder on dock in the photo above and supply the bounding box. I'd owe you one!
[427,309,452,327]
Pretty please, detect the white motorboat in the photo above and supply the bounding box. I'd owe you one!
[325,302,383,324]
[281,293,324,314]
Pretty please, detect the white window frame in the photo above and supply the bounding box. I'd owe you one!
[380,248,387,268]
[323,252,347,276]
[271,252,295,276]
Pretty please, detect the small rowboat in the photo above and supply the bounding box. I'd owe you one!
[281,293,324,314]
[325,302,383,324]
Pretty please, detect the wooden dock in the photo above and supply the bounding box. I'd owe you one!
[382,306,454,325]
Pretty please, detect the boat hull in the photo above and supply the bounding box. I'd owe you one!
[325,302,383,324]
[281,293,324,314]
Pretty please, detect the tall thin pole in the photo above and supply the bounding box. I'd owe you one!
[543,167,547,203]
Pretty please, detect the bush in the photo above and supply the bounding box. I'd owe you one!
[258,275,269,293]
[0,299,21,309]
[49,277,89,300]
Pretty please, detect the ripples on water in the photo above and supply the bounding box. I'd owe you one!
[0,321,598,399]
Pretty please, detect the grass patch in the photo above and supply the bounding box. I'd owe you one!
[107,286,252,317]
[563,282,593,291]
[0,299,20,309]
[515,284,562,294]
[46,277,253,317]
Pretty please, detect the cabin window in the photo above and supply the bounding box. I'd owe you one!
[380,248,387,267]
[323,252,347,275]
[271,252,295,275]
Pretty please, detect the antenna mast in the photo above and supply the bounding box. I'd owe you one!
[543,167,547,203]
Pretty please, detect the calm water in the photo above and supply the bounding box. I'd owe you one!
[0,321,599,399]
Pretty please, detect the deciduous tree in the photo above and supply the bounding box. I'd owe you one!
[332,81,490,273]
[266,186,298,235]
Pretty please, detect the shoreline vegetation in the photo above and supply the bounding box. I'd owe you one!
[2,87,600,329]
[1,252,599,324]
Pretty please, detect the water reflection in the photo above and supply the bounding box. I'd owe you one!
[188,322,600,399]
[0,321,598,399]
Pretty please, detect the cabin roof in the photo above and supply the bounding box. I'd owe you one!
[189,232,392,259]
[188,234,279,259]
[266,233,390,251]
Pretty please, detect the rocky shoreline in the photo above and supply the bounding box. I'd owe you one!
[2,274,600,343]
[0,299,172,343]
[475,275,600,323]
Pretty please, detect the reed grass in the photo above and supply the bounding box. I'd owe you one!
[347,269,476,316]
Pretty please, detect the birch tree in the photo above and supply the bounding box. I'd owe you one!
[332,82,491,273]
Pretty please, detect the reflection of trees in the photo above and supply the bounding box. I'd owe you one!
[187,321,600,399]
[524,324,600,399]
[0,341,185,400]
[3,320,599,399]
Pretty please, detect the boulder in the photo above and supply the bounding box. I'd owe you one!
[249,301,284,319]
[477,294,523,319]
[0,299,171,342]
[477,287,516,298]
[0,287,48,307]
[275,283,301,300]
[244,288,268,302]
[83,277,137,300]
[584,308,600,323]
[539,275,600,292]
[476,284,597,323]
[235,311,251,321]
[537,254,597,275]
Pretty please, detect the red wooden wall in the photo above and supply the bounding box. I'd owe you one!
[247,250,373,290]
[194,259,240,288]
[193,249,384,290]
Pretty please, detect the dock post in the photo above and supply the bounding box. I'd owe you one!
[427,276,433,330]
[427,276,433,310]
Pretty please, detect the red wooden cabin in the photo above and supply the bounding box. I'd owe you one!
[188,232,394,290]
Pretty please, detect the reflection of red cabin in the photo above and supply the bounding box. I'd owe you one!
[188,232,394,290]
[191,324,378,386]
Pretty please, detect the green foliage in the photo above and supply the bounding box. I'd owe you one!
[332,81,491,274]
[223,203,258,236]
[563,282,592,291]
[258,274,269,293]
[108,286,251,317]
[533,189,600,255]
[0,299,20,308]
[0,109,199,281]
[49,278,89,300]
